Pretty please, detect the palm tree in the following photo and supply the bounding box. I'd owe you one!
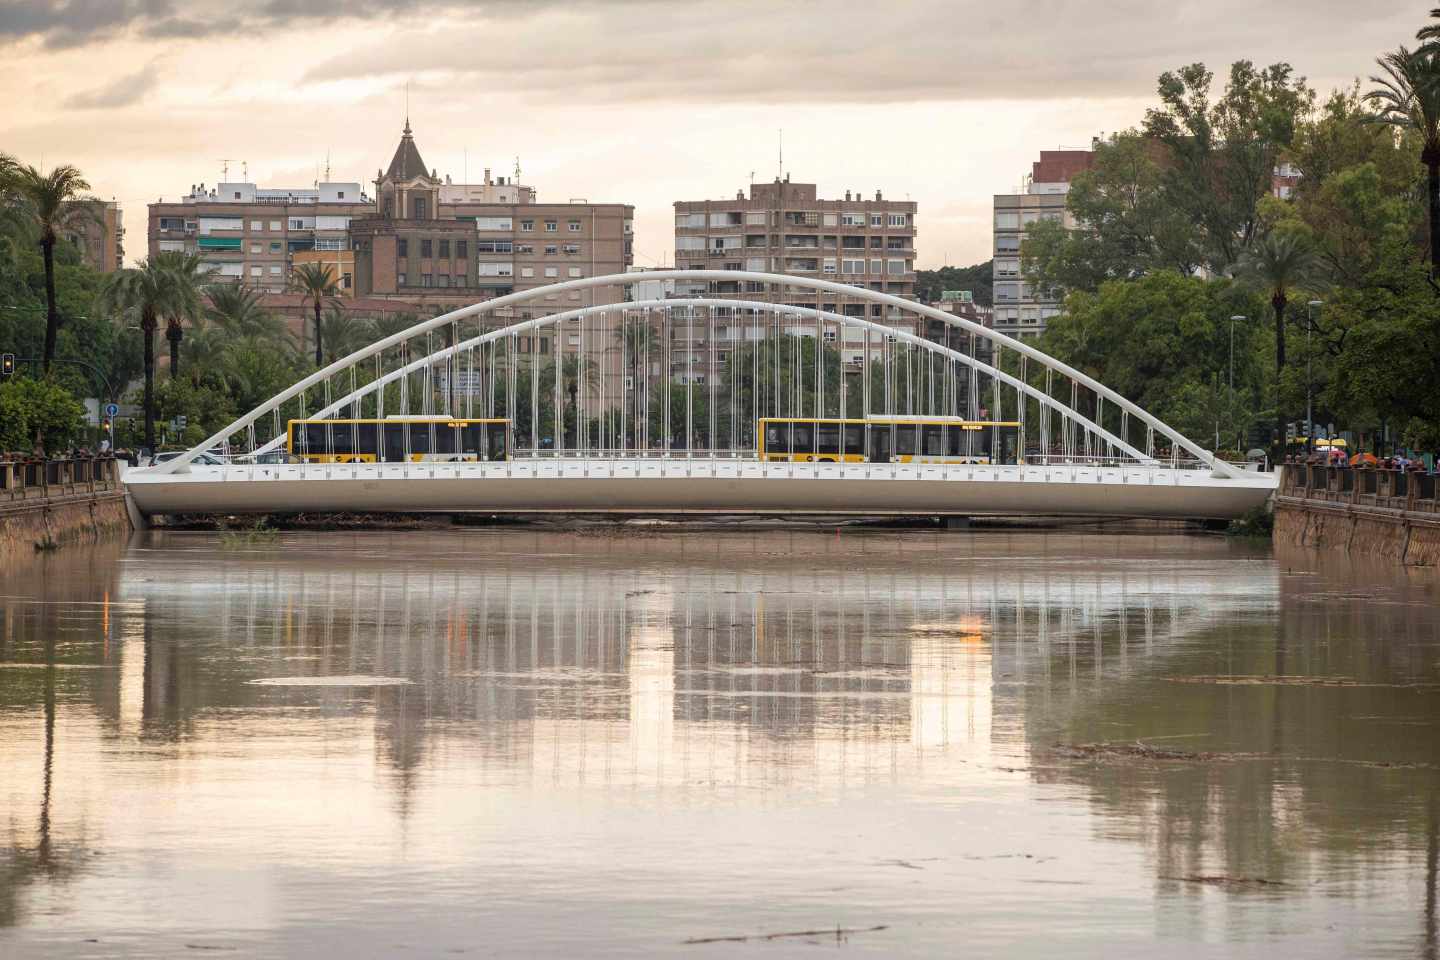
[8,162,95,374]
[99,258,173,451]
[1233,233,1326,458]
[157,252,211,378]
[317,304,375,365]
[1366,45,1440,275]
[289,263,341,367]
[207,283,290,342]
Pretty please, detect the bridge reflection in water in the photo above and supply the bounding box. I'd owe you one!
[0,531,1435,956]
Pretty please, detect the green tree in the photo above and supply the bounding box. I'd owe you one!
[1143,61,1313,270]
[100,256,183,450]
[914,263,993,305]
[317,304,374,365]
[158,253,211,379]
[289,263,340,367]
[206,283,290,341]
[0,377,86,453]
[1232,233,1327,455]
[6,160,96,375]
[1365,45,1440,277]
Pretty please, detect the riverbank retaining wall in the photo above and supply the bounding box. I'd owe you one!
[1274,465,1440,567]
[0,458,133,556]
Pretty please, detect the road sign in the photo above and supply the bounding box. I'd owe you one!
[104,402,119,417]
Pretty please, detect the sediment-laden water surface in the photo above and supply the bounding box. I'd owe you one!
[1,529,1437,958]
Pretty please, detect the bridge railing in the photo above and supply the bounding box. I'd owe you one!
[0,457,120,503]
[1281,464,1440,515]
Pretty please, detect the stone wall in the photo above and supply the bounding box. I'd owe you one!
[1274,496,1440,567]
[0,490,132,556]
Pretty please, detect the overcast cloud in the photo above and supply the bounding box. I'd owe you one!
[0,1,1431,267]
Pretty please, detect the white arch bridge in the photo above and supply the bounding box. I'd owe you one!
[125,271,1275,520]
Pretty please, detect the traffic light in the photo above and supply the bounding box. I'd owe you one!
[102,417,113,433]
[1,353,14,378]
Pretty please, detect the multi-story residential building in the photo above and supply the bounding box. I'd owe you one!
[992,149,1093,341]
[668,177,918,381]
[351,121,634,318]
[149,181,371,293]
[67,200,124,273]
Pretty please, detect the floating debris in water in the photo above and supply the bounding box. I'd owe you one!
[247,675,411,687]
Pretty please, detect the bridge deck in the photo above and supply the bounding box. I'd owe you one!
[124,459,1276,520]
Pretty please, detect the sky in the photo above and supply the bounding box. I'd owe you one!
[0,0,1429,269]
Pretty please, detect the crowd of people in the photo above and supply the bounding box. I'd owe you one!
[1290,446,1435,473]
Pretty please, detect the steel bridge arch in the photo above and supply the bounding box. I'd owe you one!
[152,270,1239,477]
[245,298,1152,463]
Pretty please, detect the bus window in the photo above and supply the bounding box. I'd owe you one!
[894,424,916,456]
[816,424,840,456]
[923,425,944,456]
[488,424,508,461]
[765,423,790,453]
[844,425,864,456]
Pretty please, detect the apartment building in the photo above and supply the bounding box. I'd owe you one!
[667,178,918,381]
[992,149,1094,341]
[351,121,634,318]
[148,181,371,293]
[67,200,124,273]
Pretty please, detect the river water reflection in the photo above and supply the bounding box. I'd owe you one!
[1,530,1437,957]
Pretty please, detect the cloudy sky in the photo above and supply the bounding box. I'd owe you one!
[0,0,1428,268]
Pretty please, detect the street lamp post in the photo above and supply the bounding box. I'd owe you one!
[1306,300,1322,454]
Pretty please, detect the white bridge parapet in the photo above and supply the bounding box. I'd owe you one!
[125,458,1276,520]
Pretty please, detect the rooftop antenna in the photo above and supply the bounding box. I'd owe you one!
[324,151,331,183]
[242,160,248,180]
[514,155,521,182]
[777,129,783,180]
[218,159,231,181]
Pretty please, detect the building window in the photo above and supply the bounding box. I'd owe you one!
[544,266,558,278]
[995,211,1020,229]
[562,244,580,254]
[397,238,408,257]
[544,220,557,232]
[823,258,837,275]
[398,272,407,286]
[342,272,352,289]
[869,236,883,249]
[249,266,262,277]
[422,273,433,287]
[887,258,906,276]
[413,197,428,219]
[521,267,535,278]
[269,265,282,275]
[544,244,558,255]
[568,220,582,232]
[249,220,263,232]
[520,219,534,232]
[456,240,468,258]
[869,214,883,227]
[841,236,866,249]
[841,259,865,275]
[567,267,582,278]
[269,242,281,253]
[869,259,883,274]
[337,191,345,199]
[439,239,450,258]
[438,274,449,287]
[888,214,908,227]
[249,242,261,254]
[996,236,1021,253]
[421,239,433,258]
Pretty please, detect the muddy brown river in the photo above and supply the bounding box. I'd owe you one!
[1,529,1437,957]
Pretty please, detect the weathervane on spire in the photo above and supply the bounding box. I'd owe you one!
[403,80,411,135]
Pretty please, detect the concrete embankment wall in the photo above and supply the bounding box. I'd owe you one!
[1,458,133,556]
[1274,466,1440,568]
[0,490,132,555]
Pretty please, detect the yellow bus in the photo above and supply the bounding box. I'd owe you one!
[287,417,511,464]
[757,416,1022,464]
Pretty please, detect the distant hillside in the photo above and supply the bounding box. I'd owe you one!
[915,262,993,307]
